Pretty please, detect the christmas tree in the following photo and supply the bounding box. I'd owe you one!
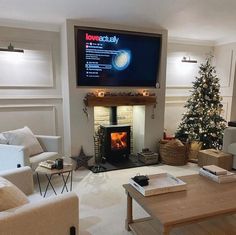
[175,57,226,149]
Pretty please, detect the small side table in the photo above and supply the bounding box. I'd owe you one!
[35,164,73,197]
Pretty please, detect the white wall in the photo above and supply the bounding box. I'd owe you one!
[2,24,235,158]
[133,106,145,153]
[61,20,168,157]
[214,43,236,121]
[1,24,235,158]
[0,26,63,144]
[164,40,236,136]
[164,41,214,135]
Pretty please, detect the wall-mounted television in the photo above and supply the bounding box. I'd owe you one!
[74,26,162,87]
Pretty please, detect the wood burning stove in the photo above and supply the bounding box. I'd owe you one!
[100,124,131,162]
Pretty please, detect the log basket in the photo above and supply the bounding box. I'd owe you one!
[159,139,189,166]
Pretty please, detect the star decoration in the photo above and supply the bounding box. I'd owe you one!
[71,146,93,170]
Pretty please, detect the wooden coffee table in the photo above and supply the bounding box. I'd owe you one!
[123,174,236,235]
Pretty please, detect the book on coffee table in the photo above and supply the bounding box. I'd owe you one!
[202,165,227,175]
[129,173,187,196]
[199,168,236,183]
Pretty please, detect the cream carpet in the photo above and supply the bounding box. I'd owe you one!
[36,163,199,235]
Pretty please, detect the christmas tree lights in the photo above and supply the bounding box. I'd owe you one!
[175,57,226,149]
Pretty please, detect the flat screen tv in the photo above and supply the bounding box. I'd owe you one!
[74,26,162,87]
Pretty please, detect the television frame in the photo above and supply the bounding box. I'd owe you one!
[74,25,162,88]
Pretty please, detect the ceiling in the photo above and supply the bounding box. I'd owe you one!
[0,0,236,44]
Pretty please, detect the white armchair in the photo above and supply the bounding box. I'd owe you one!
[223,127,236,169]
[0,166,79,235]
[0,135,62,171]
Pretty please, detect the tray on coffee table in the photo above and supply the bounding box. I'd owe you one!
[129,173,187,196]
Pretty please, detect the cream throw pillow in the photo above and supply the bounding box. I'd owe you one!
[3,126,43,157]
[0,176,29,211]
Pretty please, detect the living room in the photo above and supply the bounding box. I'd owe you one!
[0,1,236,235]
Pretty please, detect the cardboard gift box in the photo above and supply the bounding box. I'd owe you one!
[198,149,233,170]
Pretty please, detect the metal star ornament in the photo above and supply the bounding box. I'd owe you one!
[71,146,93,170]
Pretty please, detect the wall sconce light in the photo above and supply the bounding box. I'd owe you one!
[181,56,197,63]
[97,90,105,97]
[0,43,24,53]
[142,89,150,96]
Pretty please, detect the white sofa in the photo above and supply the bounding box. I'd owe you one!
[0,166,79,235]
[0,135,62,171]
[223,126,236,169]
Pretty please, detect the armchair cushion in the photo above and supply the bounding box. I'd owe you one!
[0,133,61,171]
[0,166,34,195]
[228,143,236,154]
[0,133,8,144]
[0,192,79,235]
[3,126,43,157]
[0,176,29,212]
[0,167,79,235]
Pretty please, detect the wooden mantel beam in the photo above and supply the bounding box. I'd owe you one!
[84,95,156,107]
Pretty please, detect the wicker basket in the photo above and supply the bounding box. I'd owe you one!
[159,139,189,166]
[188,141,202,161]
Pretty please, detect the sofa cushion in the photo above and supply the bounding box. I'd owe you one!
[30,152,59,170]
[228,143,236,154]
[0,133,8,144]
[3,126,43,157]
[0,176,29,211]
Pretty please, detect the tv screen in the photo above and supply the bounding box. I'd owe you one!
[74,26,162,87]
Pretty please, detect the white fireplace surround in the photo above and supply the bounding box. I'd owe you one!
[92,103,161,156]
[60,20,168,158]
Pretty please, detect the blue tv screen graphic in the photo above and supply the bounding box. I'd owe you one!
[75,26,162,87]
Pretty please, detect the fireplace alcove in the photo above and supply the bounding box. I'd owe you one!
[85,93,158,172]
[100,124,131,163]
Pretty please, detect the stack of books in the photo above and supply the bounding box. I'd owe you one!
[199,165,236,183]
